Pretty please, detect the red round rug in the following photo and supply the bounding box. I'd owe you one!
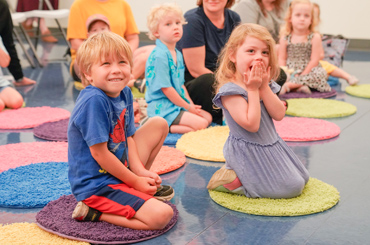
[274,117,340,142]
[0,107,70,129]
[0,142,68,172]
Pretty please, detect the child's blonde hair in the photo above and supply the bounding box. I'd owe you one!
[312,2,321,26]
[280,0,317,37]
[215,23,279,93]
[147,3,186,40]
[76,32,133,87]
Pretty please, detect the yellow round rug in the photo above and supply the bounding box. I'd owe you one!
[209,178,340,216]
[0,223,88,245]
[176,126,228,162]
[345,84,370,98]
[285,98,356,118]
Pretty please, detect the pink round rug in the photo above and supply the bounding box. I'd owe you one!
[274,117,340,142]
[0,107,70,129]
[0,142,68,172]
[150,146,186,175]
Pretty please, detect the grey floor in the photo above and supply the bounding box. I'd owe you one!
[0,35,370,245]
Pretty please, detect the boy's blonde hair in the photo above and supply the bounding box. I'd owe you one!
[76,32,133,87]
[280,0,317,37]
[147,3,186,40]
[215,23,279,93]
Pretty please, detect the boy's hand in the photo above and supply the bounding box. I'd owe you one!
[245,62,262,91]
[133,176,158,195]
[137,169,162,188]
[188,104,202,115]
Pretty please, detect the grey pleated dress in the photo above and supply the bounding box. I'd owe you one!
[213,82,309,198]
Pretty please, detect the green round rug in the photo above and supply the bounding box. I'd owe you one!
[209,178,340,216]
[345,84,370,99]
[285,98,356,118]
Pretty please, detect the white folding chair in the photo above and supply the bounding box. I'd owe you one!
[11,12,42,68]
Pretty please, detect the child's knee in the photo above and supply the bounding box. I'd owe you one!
[151,204,173,229]
[149,117,169,133]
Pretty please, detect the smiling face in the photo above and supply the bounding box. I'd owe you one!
[203,0,228,13]
[290,3,313,33]
[84,53,131,98]
[154,11,183,47]
[230,36,270,81]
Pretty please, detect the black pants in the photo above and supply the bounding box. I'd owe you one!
[0,0,24,81]
[185,73,223,125]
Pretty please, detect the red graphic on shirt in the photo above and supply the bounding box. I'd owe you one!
[109,108,126,143]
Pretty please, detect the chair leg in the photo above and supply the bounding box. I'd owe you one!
[18,24,43,67]
[54,19,71,49]
[12,28,36,68]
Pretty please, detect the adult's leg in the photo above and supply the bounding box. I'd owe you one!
[185,73,222,125]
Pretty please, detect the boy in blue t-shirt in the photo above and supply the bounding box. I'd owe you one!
[68,31,174,230]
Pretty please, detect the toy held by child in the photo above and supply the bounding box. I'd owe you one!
[144,3,212,134]
[278,0,331,95]
[207,23,309,199]
[68,32,174,230]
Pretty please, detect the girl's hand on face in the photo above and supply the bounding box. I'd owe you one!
[245,62,262,91]
[260,63,271,89]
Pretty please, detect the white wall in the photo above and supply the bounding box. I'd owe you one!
[7,0,369,40]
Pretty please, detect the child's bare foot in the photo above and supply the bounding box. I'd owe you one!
[279,83,290,95]
[297,85,311,94]
[13,77,36,86]
[348,76,359,86]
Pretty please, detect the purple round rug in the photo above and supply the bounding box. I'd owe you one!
[279,88,337,99]
[33,119,69,142]
[36,195,178,244]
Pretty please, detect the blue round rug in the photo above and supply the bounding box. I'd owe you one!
[0,162,71,208]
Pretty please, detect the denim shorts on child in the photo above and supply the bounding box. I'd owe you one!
[0,79,12,93]
[82,183,153,219]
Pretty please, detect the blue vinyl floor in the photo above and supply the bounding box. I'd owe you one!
[1,36,370,245]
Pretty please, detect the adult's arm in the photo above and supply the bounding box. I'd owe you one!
[232,0,260,24]
[124,33,139,53]
[182,46,213,78]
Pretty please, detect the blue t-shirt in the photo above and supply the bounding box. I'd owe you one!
[68,86,136,201]
[145,39,189,126]
[176,7,240,81]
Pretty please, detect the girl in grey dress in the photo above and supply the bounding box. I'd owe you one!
[207,23,309,199]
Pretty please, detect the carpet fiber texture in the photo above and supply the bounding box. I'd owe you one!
[345,84,370,98]
[0,142,68,172]
[285,98,357,118]
[33,119,69,142]
[209,178,340,216]
[0,162,71,208]
[150,146,186,175]
[176,126,228,162]
[36,195,178,244]
[274,117,341,141]
[0,223,89,245]
[0,107,70,129]
[279,88,337,100]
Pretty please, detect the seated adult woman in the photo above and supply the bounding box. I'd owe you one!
[232,0,289,87]
[176,0,240,125]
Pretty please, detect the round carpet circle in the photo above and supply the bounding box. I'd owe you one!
[150,146,186,175]
[279,88,337,100]
[164,133,182,145]
[0,106,70,129]
[33,119,69,142]
[0,223,89,245]
[285,98,357,118]
[176,126,228,162]
[209,178,340,216]
[345,84,370,98]
[274,117,340,141]
[0,162,71,208]
[36,195,178,244]
[0,142,68,172]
